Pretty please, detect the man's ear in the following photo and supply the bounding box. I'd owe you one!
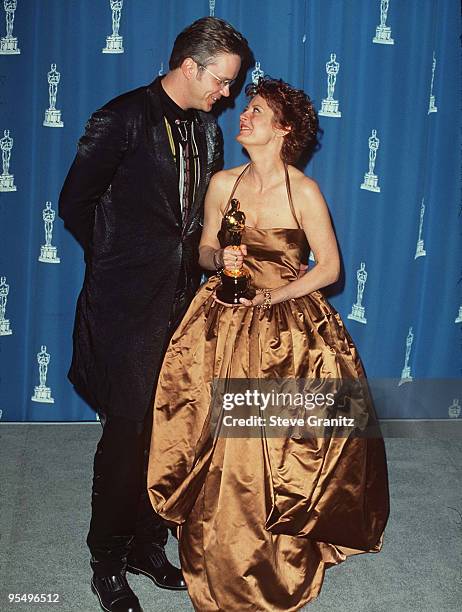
[181,57,197,81]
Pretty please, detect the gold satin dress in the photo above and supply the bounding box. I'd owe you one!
[148,168,389,611]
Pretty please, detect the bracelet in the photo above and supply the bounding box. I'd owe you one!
[213,249,223,271]
[257,289,272,310]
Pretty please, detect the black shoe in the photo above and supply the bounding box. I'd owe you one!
[91,573,143,612]
[126,547,187,591]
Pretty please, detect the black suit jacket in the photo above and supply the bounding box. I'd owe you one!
[59,78,223,421]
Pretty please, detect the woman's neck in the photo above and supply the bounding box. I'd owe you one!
[246,153,286,193]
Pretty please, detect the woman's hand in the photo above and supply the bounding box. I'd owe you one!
[239,290,268,308]
[222,244,247,272]
[214,290,264,309]
[213,294,241,307]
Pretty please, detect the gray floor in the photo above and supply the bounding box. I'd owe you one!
[0,424,461,612]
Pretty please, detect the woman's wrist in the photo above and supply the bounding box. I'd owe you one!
[258,289,272,310]
[213,248,224,271]
[251,289,272,309]
[257,285,292,306]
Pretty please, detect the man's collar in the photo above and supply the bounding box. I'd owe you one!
[158,79,194,122]
[147,77,205,129]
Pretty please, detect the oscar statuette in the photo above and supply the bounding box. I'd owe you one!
[216,199,255,305]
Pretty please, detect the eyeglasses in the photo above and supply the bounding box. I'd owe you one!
[196,63,235,89]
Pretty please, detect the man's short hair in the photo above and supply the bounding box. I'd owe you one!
[169,17,251,70]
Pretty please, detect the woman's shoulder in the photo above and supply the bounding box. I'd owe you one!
[286,166,328,218]
[287,166,323,200]
[209,164,249,191]
[212,164,249,180]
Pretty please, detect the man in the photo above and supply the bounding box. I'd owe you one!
[59,17,250,612]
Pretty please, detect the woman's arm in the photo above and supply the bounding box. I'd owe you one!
[199,171,247,272]
[243,176,340,307]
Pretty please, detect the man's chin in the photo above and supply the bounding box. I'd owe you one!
[202,98,215,112]
[199,103,210,112]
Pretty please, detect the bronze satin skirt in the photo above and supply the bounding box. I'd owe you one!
[147,277,389,611]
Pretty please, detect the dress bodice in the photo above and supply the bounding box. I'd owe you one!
[219,163,310,289]
[241,226,309,289]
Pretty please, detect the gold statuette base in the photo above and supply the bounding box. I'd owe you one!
[216,270,256,305]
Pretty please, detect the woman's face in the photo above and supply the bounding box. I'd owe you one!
[236,95,280,146]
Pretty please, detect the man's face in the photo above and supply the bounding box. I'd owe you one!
[188,53,241,112]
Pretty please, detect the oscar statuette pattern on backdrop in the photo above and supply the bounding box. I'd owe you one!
[0,0,460,421]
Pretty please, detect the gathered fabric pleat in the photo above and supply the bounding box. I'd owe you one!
[147,227,389,611]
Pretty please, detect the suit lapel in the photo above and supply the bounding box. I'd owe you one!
[146,80,182,228]
[188,113,209,225]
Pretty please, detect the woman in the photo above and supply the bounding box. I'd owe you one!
[147,78,389,611]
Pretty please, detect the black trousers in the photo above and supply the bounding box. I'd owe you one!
[87,286,190,577]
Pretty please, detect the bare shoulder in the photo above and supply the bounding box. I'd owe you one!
[208,165,249,207]
[209,164,247,192]
[287,166,327,212]
[288,166,322,198]
[226,163,250,178]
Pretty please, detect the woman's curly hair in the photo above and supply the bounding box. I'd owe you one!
[245,77,319,164]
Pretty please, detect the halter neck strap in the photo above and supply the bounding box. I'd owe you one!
[223,163,252,216]
[222,162,301,230]
[284,163,301,229]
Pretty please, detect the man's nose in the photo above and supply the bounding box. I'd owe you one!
[220,83,231,97]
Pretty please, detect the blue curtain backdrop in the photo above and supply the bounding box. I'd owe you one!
[0,0,460,422]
